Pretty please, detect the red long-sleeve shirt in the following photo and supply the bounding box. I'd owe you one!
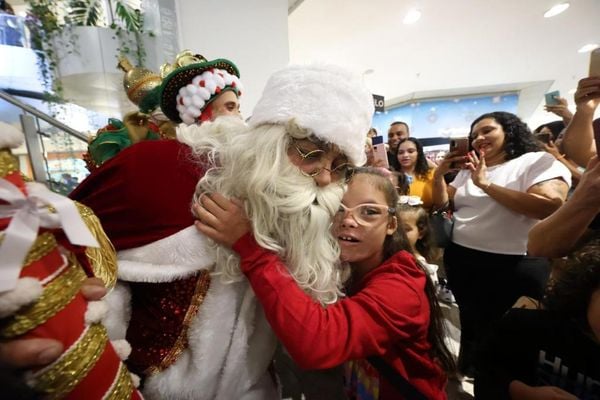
[233,234,447,399]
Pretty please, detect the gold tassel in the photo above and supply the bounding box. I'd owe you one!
[75,202,118,290]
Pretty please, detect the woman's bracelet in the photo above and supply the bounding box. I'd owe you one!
[483,182,493,191]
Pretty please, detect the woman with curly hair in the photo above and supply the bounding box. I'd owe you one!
[475,236,600,399]
[432,111,572,376]
[396,137,436,211]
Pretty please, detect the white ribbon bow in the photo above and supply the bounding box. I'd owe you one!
[0,178,99,292]
[398,195,424,206]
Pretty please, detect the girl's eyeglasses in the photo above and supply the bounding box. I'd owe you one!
[334,203,396,226]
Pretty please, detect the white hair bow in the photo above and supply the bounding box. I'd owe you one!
[0,178,98,292]
[398,195,423,206]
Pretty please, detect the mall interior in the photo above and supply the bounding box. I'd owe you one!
[0,1,599,399]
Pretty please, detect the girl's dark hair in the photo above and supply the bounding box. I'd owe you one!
[397,204,439,262]
[542,236,600,336]
[389,171,410,195]
[470,112,540,160]
[395,137,432,179]
[351,167,456,375]
[534,120,565,141]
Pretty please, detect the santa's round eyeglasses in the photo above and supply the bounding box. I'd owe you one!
[291,139,354,182]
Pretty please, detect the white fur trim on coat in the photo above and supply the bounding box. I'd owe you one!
[102,282,131,341]
[84,300,108,324]
[117,226,216,283]
[0,277,42,318]
[0,122,24,149]
[110,339,132,360]
[249,64,373,166]
[141,279,278,400]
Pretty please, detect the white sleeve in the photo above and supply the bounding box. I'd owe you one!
[523,152,572,190]
[449,169,470,190]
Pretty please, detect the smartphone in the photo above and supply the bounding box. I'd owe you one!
[590,48,600,77]
[535,132,552,144]
[371,135,390,168]
[545,90,560,106]
[594,118,600,156]
[449,137,469,168]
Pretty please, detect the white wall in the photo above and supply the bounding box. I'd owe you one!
[176,0,289,117]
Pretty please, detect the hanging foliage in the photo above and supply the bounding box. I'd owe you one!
[23,0,149,101]
[67,0,104,27]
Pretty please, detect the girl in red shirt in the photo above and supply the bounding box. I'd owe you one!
[195,168,454,399]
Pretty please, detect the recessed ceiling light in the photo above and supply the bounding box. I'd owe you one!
[544,2,569,18]
[403,9,421,24]
[578,43,600,53]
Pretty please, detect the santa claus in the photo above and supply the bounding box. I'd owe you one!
[3,62,373,399]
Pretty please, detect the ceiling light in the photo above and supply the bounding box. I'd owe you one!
[403,9,421,24]
[363,69,375,75]
[578,43,599,53]
[544,2,569,18]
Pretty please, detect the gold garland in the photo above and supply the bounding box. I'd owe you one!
[145,270,212,376]
[23,232,58,267]
[0,231,57,268]
[104,362,136,400]
[0,258,86,339]
[0,149,18,178]
[29,323,108,399]
[75,202,118,290]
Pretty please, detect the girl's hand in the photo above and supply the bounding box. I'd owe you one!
[433,151,465,179]
[193,193,251,248]
[465,150,491,189]
[543,140,564,160]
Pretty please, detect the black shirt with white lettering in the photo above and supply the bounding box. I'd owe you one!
[475,308,600,400]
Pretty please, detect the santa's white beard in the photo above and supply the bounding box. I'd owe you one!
[179,117,347,304]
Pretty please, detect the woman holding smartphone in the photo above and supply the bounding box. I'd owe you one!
[432,111,571,377]
[396,137,436,211]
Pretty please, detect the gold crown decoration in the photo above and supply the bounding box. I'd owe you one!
[159,50,208,78]
[118,57,162,107]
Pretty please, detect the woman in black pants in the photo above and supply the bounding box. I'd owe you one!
[432,112,571,376]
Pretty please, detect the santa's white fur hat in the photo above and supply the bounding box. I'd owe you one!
[0,121,25,149]
[249,64,373,166]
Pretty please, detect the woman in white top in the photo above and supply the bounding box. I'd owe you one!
[432,111,571,377]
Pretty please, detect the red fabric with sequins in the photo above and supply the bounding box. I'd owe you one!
[126,275,200,375]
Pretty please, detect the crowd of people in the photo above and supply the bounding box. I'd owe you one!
[0,48,599,400]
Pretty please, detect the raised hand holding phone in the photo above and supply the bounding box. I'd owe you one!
[545,90,561,106]
[590,48,600,77]
[449,137,469,169]
[371,135,390,169]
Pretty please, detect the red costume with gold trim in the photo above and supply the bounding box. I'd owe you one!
[0,135,143,399]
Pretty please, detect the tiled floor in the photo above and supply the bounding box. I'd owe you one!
[440,301,474,399]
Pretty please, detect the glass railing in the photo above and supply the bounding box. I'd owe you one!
[0,90,94,195]
[0,13,29,48]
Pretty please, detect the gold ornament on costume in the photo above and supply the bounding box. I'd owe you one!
[118,57,162,107]
[159,50,208,78]
[0,149,19,178]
